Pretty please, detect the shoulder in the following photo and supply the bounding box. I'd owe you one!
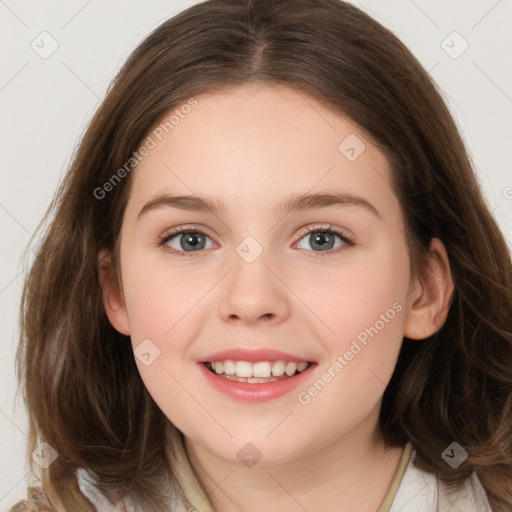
[7,502,32,512]
[76,468,122,511]
[7,487,55,512]
[389,444,493,512]
[76,468,190,512]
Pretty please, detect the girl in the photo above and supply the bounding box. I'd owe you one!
[11,0,512,511]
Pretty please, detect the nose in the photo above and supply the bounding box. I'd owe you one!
[217,245,291,326]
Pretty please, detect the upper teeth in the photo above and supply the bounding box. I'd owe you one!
[209,360,309,378]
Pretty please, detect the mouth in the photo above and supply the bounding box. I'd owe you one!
[203,359,312,383]
[198,357,316,402]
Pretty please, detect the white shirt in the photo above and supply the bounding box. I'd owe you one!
[388,443,492,512]
[76,443,492,511]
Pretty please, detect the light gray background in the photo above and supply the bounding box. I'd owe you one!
[1,0,511,509]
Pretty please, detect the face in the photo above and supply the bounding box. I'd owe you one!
[102,83,432,466]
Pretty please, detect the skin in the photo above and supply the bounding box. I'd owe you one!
[99,83,454,511]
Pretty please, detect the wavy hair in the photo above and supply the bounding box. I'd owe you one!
[11,0,512,511]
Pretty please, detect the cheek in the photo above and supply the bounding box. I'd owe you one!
[293,241,409,408]
[121,253,208,345]
[297,242,409,349]
[300,243,408,408]
[120,257,207,428]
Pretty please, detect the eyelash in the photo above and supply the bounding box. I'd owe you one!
[157,223,356,259]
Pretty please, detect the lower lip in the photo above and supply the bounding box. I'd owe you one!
[197,362,316,402]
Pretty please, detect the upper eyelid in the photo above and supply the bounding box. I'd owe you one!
[161,224,216,241]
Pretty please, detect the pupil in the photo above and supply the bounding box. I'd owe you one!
[312,232,334,250]
[182,233,204,250]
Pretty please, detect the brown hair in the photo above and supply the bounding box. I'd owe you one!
[12,0,512,511]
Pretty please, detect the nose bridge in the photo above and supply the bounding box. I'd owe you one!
[218,234,290,323]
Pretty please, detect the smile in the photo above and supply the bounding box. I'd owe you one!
[199,358,316,402]
[204,359,310,383]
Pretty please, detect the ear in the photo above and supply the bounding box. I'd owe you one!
[403,238,454,340]
[97,249,130,335]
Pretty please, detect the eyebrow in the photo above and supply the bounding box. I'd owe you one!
[137,191,381,220]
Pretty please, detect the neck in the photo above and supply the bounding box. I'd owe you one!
[183,404,405,512]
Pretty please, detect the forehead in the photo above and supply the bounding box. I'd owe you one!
[126,83,398,221]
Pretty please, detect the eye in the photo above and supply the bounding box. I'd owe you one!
[159,227,216,257]
[295,224,355,257]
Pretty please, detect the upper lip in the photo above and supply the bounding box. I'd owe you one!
[198,348,313,363]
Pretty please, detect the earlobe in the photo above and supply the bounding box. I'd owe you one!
[97,249,131,336]
[403,238,454,340]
